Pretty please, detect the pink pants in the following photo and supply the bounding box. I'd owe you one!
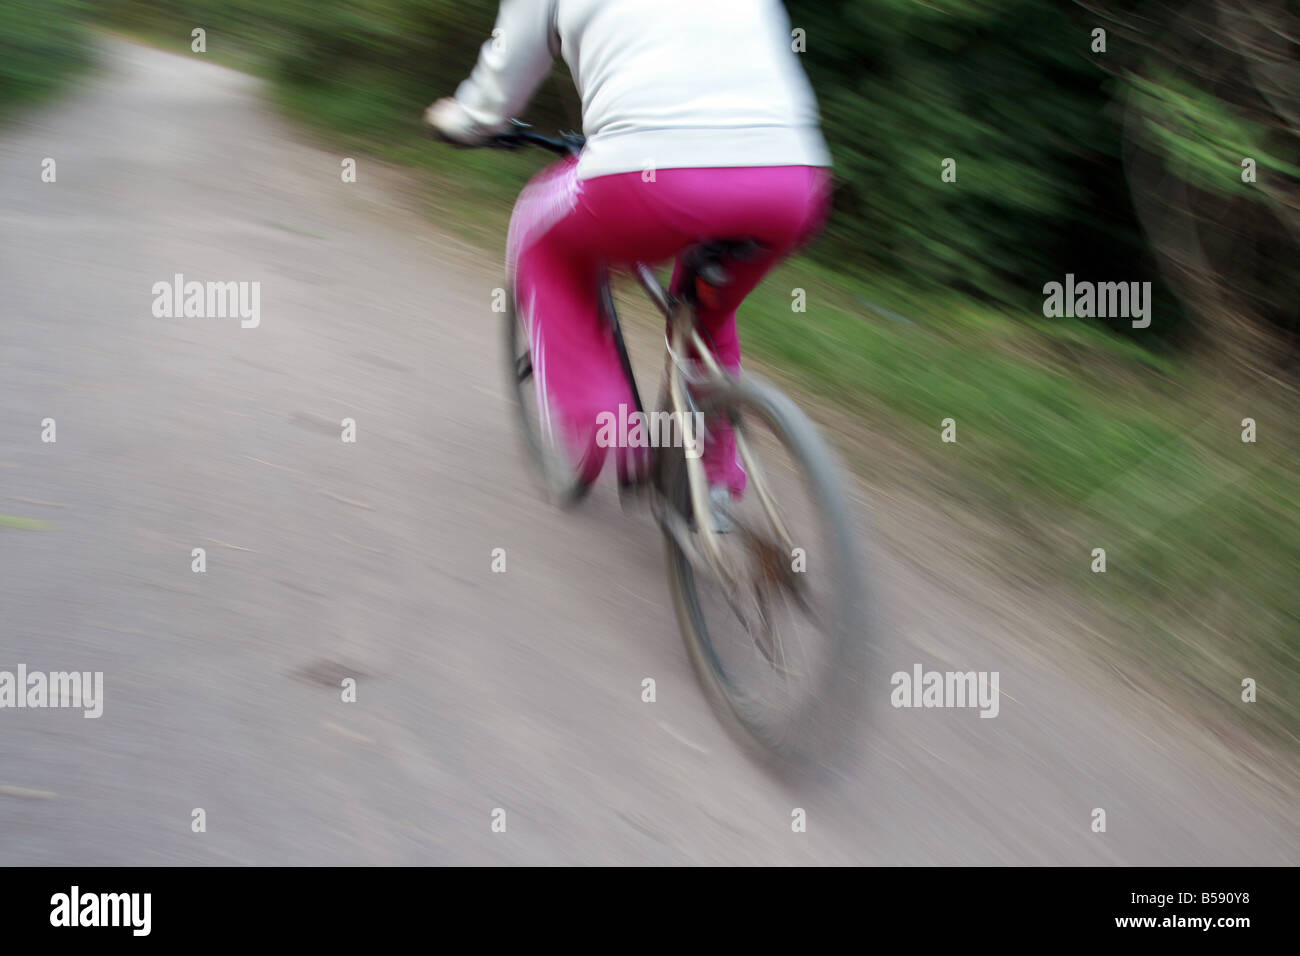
[509,159,830,494]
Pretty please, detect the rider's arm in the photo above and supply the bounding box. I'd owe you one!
[428,0,558,143]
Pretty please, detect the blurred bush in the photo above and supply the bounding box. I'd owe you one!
[788,0,1149,321]
[0,0,91,115]
[1092,0,1300,368]
[96,0,578,134]
[89,0,1300,362]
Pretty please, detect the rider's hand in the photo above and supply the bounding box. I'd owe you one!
[423,97,494,145]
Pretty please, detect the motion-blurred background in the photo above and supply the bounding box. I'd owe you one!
[1,0,1296,863]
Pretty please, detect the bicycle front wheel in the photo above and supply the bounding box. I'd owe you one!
[661,372,871,770]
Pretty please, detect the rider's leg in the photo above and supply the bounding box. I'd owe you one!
[662,165,832,498]
[509,161,829,488]
[509,159,636,481]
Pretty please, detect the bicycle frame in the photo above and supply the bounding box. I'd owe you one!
[627,265,729,575]
[483,122,793,589]
[626,265,795,593]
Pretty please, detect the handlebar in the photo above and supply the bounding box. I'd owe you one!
[430,116,585,157]
[490,124,586,157]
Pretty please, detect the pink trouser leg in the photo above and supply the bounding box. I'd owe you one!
[508,159,830,492]
[668,252,781,496]
[514,233,631,482]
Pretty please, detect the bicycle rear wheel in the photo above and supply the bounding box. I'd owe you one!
[661,372,870,769]
[505,289,595,506]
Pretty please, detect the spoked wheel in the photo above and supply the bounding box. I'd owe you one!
[505,290,595,506]
[660,372,870,770]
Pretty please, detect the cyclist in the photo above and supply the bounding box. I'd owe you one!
[425,0,831,509]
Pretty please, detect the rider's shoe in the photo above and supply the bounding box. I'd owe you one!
[681,485,736,533]
[708,486,736,534]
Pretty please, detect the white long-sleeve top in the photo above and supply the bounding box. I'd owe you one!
[452,0,832,179]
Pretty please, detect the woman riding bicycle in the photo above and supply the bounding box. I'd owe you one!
[426,0,832,506]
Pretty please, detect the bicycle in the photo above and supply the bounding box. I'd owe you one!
[480,123,869,769]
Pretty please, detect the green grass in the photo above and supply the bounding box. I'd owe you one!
[0,515,53,531]
[0,0,94,124]
[739,256,1298,749]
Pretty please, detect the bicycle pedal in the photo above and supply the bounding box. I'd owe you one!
[682,488,735,534]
